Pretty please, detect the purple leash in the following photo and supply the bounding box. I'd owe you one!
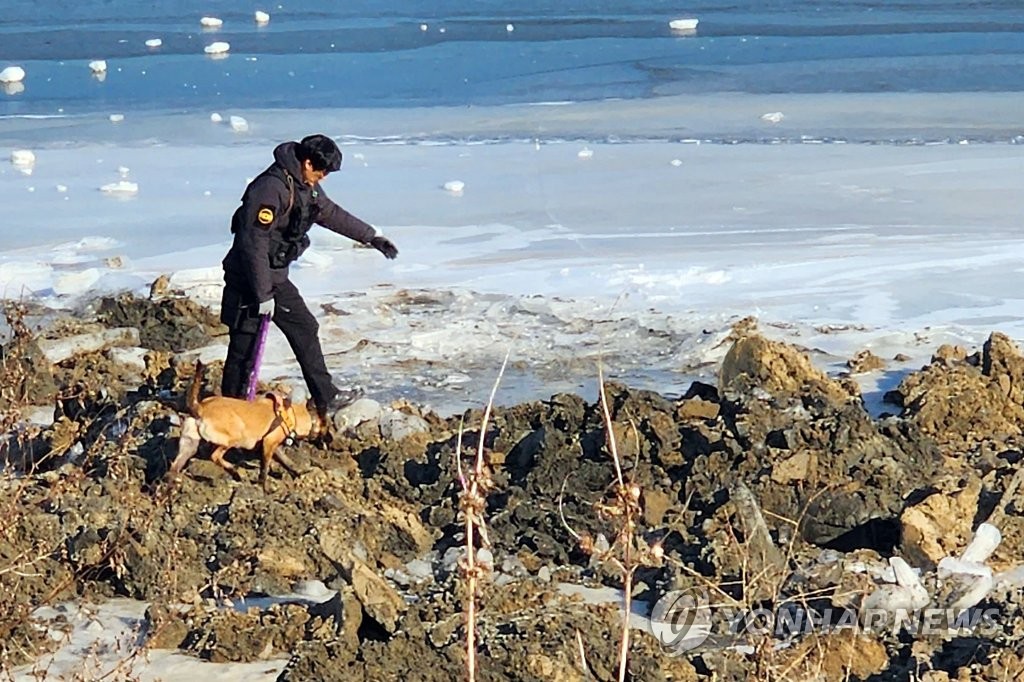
[246,313,272,401]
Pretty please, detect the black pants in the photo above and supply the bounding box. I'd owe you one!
[220,278,335,413]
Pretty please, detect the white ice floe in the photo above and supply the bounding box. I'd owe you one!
[2,81,25,95]
[669,18,699,31]
[10,149,36,167]
[56,184,67,193]
[88,60,107,74]
[145,38,162,48]
[200,16,223,28]
[443,180,465,194]
[577,147,594,159]
[0,65,25,83]
[229,115,249,132]
[204,41,230,55]
[297,248,332,269]
[761,111,785,123]
[109,113,124,123]
[506,23,515,32]
[255,10,270,24]
[117,165,130,178]
[99,181,139,195]
[419,23,428,31]
[210,112,223,123]
[670,158,683,167]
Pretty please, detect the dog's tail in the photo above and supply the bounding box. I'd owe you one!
[187,360,204,417]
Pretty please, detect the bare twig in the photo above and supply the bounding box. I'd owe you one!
[458,350,510,682]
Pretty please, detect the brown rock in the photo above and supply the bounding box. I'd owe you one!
[719,332,855,404]
[770,450,818,485]
[256,546,309,578]
[933,344,967,364]
[895,358,1024,451]
[677,397,720,420]
[642,489,673,526]
[847,349,885,374]
[900,475,982,566]
[982,332,1024,405]
[349,556,407,633]
[776,630,888,679]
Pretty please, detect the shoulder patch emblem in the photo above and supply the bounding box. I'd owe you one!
[257,206,275,225]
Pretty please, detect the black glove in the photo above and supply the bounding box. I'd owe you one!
[370,235,398,260]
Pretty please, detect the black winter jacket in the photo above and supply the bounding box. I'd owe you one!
[222,141,377,302]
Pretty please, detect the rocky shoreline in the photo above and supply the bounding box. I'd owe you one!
[2,290,1024,681]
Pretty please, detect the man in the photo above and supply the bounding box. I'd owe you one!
[219,134,398,419]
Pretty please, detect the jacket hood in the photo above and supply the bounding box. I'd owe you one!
[273,141,304,180]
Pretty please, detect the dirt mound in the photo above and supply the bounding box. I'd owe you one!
[891,333,1024,453]
[96,292,225,352]
[3,308,1024,681]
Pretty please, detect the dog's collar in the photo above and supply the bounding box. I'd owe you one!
[266,393,298,445]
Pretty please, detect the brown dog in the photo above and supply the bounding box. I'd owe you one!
[169,362,326,491]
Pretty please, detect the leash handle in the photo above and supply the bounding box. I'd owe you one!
[246,313,272,401]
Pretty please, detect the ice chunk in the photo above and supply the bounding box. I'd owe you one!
[11,149,35,167]
[99,181,139,195]
[669,18,699,31]
[200,16,223,28]
[0,65,26,83]
[204,42,230,55]
[506,23,514,32]
[443,180,465,194]
[670,158,683,167]
[229,115,249,132]
[88,60,107,74]
[577,147,594,159]
[108,113,124,122]
[761,112,785,123]
[37,327,140,363]
[145,38,162,48]
[255,10,270,24]
[210,112,223,123]
[960,522,1001,564]
[937,557,991,579]
[2,81,25,95]
[419,23,428,31]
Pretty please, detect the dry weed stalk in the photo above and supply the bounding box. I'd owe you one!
[455,351,509,682]
[560,366,664,682]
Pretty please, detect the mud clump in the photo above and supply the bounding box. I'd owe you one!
[96,292,225,352]
[3,308,1024,681]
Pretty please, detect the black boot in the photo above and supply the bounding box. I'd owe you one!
[318,386,363,420]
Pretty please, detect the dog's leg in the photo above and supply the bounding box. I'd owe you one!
[168,416,201,477]
[260,439,277,492]
[209,445,243,481]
